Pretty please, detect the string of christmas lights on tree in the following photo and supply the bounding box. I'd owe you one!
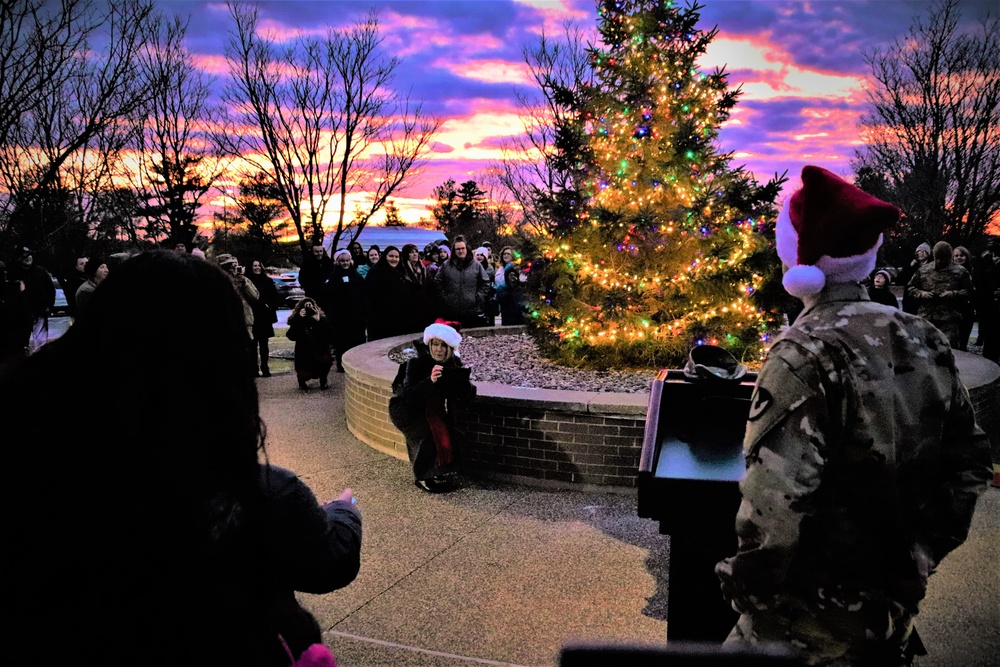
[527,0,786,370]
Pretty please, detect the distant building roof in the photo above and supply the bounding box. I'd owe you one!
[323,226,448,253]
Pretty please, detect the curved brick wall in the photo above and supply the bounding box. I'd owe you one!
[343,330,1000,490]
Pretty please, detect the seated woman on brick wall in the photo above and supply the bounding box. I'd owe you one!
[388,319,476,493]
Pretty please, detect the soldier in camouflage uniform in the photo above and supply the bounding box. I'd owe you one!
[716,166,992,666]
[906,241,974,349]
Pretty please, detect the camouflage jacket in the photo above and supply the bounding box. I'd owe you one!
[906,262,973,324]
[716,283,991,664]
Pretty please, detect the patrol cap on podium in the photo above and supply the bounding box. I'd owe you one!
[682,344,748,383]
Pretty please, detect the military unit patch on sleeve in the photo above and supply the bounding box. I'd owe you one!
[748,386,772,422]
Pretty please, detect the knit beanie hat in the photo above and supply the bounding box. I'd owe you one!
[84,257,106,278]
[333,249,351,261]
[874,269,893,284]
[424,318,462,349]
[777,165,901,298]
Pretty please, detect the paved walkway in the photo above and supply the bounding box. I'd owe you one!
[257,370,999,667]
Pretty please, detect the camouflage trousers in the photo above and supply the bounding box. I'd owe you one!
[928,319,961,349]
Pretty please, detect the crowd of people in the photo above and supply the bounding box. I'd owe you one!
[864,238,1000,361]
[301,235,528,382]
[0,180,996,665]
[308,235,528,336]
[0,236,529,383]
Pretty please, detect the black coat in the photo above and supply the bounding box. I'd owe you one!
[0,344,362,666]
[364,262,410,340]
[867,286,899,309]
[401,271,432,334]
[8,263,55,317]
[298,255,333,299]
[496,281,528,325]
[321,266,367,350]
[286,313,334,375]
[388,343,475,480]
[248,272,281,339]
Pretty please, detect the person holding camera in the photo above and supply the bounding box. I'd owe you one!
[217,254,260,376]
[388,319,476,493]
[286,297,334,390]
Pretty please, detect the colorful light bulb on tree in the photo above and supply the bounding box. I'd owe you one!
[528,0,787,369]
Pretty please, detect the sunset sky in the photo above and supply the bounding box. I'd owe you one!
[160,0,996,225]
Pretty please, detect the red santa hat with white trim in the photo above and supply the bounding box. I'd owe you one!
[776,165,901,298]
[424,318,462,349]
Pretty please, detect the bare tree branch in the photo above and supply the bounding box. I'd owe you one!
[130,10,228,244]
[857,0,1000,249]
[220,4,440,255]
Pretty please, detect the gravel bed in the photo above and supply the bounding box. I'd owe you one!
[390,332,656,394]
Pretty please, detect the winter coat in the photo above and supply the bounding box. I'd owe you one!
[286,312,334,376]
[364,262,410,340]
[320,266,367,351]
[496,280,528,325]
[0,338,362,666]
[298,255,333,299]
[75,279,99,314]
[866,285,898,308]
[388,342,476,481]
[9,263,55,317]
[248,272,281,340]
[0,281,31,360]
[401,262,432,334]
[434,257,489,327]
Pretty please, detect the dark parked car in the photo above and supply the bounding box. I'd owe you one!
[269,272,305,307]
[51,277,68,316]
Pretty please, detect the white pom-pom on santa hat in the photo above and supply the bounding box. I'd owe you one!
[777,165,901,298]
[423,319,462,349]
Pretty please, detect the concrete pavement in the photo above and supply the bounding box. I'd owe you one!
[257,370,999,667]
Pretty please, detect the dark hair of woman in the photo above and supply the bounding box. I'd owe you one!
[400,243,424,284]
[0,250,281,663]
[369,245,401,275]
[349,241,367,265]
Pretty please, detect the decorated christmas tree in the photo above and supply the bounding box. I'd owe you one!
[528,0,787,370]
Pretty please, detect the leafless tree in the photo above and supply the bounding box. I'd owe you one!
[0,0,158,207]
[129,11,226,245]
[0,0,160,259]
[856,0,1000,248]
[492,24,594,235]
[220,3,440,255]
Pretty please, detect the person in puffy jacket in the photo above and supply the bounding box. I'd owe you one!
[433,235,489,328]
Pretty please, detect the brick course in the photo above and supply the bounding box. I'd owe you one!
[342,333,1000,490]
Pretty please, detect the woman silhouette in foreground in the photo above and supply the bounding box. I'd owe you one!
[0,250,361,666]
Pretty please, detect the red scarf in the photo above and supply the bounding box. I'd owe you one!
[425,397,453,467]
